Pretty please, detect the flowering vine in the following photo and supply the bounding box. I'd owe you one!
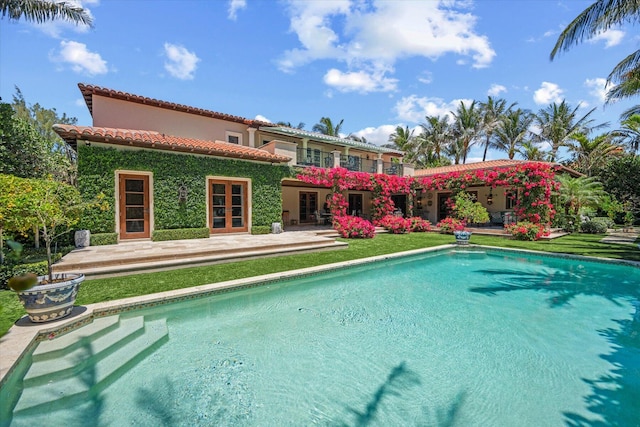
[297,162,559,229]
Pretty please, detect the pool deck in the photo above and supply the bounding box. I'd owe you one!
[53,228,346,278]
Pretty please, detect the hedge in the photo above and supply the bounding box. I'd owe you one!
[90,233,118,246]
[77,145,293,235]
[151,228,210,242]
[250,225,272,235]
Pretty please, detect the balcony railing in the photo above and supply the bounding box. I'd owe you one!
[382,162,403,176]
[296,147,334,168]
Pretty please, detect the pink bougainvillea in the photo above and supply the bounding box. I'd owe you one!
[410,217,431,232]
[505,221,545,241]
[436,217,466,233]
[297,162,559,230]
[333,215,376,238]
[378,215,413,234]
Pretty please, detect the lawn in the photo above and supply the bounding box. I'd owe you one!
[1,232,638,337]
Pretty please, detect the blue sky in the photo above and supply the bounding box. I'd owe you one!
[1,0,637,162]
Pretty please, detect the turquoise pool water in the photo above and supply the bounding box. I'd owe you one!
[2,248,640,426]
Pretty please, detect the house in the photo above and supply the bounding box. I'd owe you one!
[54,84,408,241]
[413,159,581,226]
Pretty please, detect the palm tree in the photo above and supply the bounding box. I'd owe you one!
[493,108,533,160]
[451,101,481,164]
[478,97,515,161]
[566,132,621,176]
[532,100,600,162]
[388,126,414,152]
[616,114,640,155]
[276,121,305,129]
[312,117,344,137]
[1,0,92,26]
[418,115,452,166]
[517,141,546,161]
[550,1,640,103]
[556,175,605,216]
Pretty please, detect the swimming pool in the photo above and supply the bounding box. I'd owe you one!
[1,247,639,426]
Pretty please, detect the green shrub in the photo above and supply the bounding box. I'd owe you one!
[151,228,210,242]
[251,226,272,235]
[581,219,609,234]
[91,233,118,246]
[0,260,49,290]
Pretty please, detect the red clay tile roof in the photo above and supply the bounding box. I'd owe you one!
[77,83,273,128]
[53,125,292,163]
[414,159,582,177]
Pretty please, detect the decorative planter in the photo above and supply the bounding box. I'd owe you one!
[16,274,84,323]
[453,230,472,245]
[74,230,91,248]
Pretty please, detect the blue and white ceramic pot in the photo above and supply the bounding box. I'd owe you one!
[453,230,472,245]
[17,274,84,323]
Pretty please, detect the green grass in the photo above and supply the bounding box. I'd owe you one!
[1,232,638,337]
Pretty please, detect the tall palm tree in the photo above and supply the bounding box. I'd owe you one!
[517,141,546,161]
[493,108,533,160]
[550,1,640,103]
[312,117,344,137]
[616,114,640,155]
[1,0,92,26]
[556,175,605,216]
[478,96,514,161]
[566,132,621,176]
[419,115,452,165]
[451,101,481,164]
[388,125,414,152]
[532,100,600,162]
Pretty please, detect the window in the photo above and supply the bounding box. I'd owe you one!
[506,190,518,209]
[225,131,243,145]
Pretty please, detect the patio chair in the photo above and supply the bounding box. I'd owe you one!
[490,212,503,226]
[313,211,326,226]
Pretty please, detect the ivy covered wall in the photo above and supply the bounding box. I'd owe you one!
[77,144,293,233]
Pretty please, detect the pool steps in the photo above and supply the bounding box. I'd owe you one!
[12,315,168,416]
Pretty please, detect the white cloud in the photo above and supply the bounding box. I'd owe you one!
[254,114,271,122]
[533,81,564,105]
[277,1,495,93]
[349,124,399,146]
[589,29,625,48]
[163,43,200,80]
[417,71,433,84]
[394,95,472,123]
[75,98,86,107]
[584,77,609,103]
[487,83,507,97]
[323,67,397,93]
[228,0,247,21]
[51,40,108,75]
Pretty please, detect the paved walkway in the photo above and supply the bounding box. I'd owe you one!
[53,229,345,278]
[601,228,639,245]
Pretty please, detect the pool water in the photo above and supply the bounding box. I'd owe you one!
[2,249,640,426]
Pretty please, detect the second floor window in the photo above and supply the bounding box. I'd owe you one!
[225,131,242,145]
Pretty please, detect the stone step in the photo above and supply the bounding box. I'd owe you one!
[14,318,168,416]
[54,240,348,278]
[31,316,120,362]
[24,316,145,386]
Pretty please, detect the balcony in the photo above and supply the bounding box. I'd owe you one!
[296,147,333,168]
[383,162,403,176]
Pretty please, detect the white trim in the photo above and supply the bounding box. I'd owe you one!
[225,131,243,145]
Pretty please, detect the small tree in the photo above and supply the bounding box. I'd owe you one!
[0,174,38,264]
[30,178,85,281]
[451,192,490,225]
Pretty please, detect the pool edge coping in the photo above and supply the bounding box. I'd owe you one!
[1,243,639,388]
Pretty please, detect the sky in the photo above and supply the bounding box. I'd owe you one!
[1,0,638,163]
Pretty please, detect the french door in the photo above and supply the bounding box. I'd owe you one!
[119,174,150,239]
[210,180,248,233]
[299,192,318,223]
